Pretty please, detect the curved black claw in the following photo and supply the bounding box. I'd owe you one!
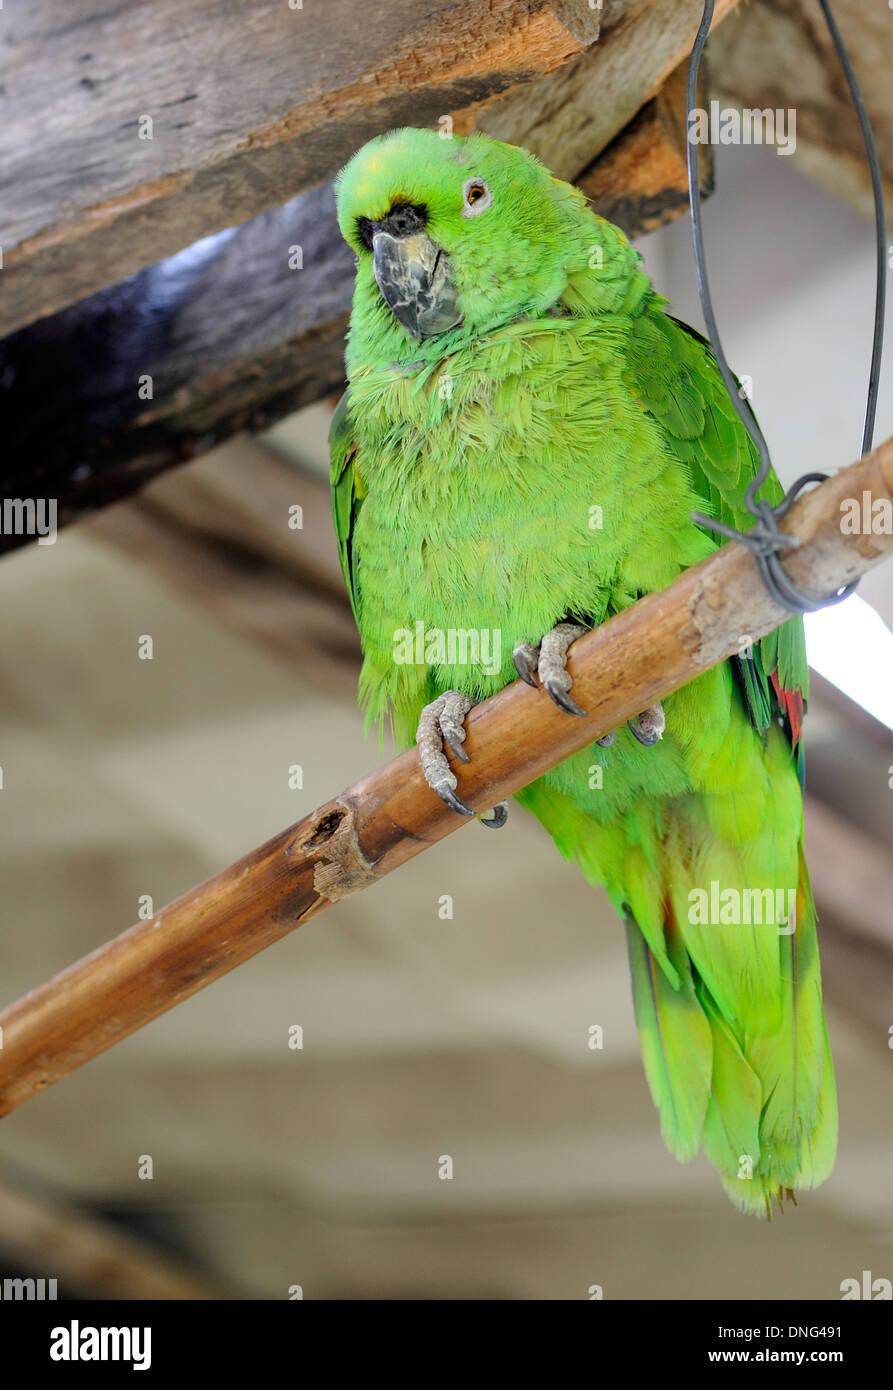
[596,730,616,748]
[479,801,509,830]
[441,720,471,764]
[627,702,666,746]
[544,680,587,718]
[417,691,476,817]
[515,623,589,716]
[438,784,476,817]
[512,642,540,688]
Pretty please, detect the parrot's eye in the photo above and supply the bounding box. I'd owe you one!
[462,177,492,218]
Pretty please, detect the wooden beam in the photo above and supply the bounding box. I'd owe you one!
[0,434,890,1117]
[0,181,355,553]
[471,0,740,176]
[578,59,714,237]
[1,0,743,342]
[1,0,605,340]
[0,59,718,555]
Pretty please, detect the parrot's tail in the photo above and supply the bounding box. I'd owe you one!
[623,847,837,1217]
[517,726,837,1216]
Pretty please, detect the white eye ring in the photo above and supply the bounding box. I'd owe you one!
[462,177,492,218]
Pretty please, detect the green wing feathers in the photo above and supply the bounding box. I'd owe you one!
[524,727,836,1215]
[628,842,836,1216]
[521,300,835,1213]
[329,389,364,626]
[636,310,810,732]
[568,303,832,1212]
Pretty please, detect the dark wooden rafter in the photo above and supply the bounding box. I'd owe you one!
[0,181,356,540]
[578,61,715,235]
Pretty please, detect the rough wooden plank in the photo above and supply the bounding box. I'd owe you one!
[471,0,741,176]
[0,0,745,341]
[709,0,893,217]
[579,59,714,236]
[0,0,602,338]
[0,181,355,548]
[0,82,717,553]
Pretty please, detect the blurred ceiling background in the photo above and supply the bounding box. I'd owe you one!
[0,0,891,1300]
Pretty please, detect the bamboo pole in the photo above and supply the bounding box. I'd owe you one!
[0,437,891,1117]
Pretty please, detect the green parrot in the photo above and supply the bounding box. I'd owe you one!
[329,127,836,1215]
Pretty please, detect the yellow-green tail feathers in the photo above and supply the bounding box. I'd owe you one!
[519,719,837,1216]
[626,869,837,1217]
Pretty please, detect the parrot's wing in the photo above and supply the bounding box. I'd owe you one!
[329,388,365,627]
[626,308,809,768]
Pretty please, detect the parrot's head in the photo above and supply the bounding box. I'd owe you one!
[335,128,636,354]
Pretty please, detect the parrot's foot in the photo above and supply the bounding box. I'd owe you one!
[513,622,588,717]
[628,702,665,746]
[479,801,508,830]
[416,690,476,817]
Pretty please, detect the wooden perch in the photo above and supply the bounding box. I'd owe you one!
[0,436,891,1117]
[710,0,893,219]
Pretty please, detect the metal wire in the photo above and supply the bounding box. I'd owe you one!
[818,0,886,458]
[684,0,887,614]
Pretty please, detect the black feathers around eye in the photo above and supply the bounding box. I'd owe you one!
[356,217,375,251]
[355,202,428,251]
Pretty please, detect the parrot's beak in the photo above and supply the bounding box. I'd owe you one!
[372,231,463,339]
